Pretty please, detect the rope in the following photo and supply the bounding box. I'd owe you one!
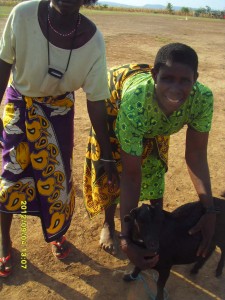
[126,270,169,300]
[135,274,156,300]
[152,271,169,300]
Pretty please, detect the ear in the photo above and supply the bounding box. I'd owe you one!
[194,72,199,83]
[124,215,131,222]
[130,207,138,219]
[151,67,158,83]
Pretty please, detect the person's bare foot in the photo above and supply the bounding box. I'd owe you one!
[99,223,117,254]
[0,238,12,277]
[51,236,71,260]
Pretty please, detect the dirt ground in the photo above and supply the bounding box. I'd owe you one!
[0,11,225,300]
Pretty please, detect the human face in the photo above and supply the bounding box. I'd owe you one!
[50,0,84,15]
[151,62,198,116]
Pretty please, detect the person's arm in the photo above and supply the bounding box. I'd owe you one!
[119,149,159,269]
[120,149,142,235]
[0,59,12,139]
[185,127,216,257]
[0,58,12,103]
[87,100,119,186]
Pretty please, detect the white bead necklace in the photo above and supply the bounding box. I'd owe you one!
[48,8,81,37]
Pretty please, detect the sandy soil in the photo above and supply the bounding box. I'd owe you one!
[0,11,225,300]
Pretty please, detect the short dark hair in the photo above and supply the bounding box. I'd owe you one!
[83,0,98,5]
[154,43,198,74]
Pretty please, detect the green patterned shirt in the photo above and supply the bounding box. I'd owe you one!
[115,72,213,156]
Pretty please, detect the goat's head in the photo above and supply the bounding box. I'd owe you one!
[124,203,164,253]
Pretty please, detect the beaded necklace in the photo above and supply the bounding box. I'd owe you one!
[46,8,81,78]
[48,6,81,37]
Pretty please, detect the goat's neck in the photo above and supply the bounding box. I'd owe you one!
[162,206,203,233]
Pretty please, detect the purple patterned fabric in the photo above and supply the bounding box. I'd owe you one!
[0,85,75,242]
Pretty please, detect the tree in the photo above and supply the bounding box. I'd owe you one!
[166,3,173,14]
[205,6,211,14]
[181,7,190,14]
[194,7,206,17]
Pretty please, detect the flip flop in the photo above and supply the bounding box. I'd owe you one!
[51,236,71,260]
[0,254,12,277]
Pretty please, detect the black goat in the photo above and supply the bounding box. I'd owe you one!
[123,197,225,300]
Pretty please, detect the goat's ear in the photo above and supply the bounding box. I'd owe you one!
[124,208,138,222]
[129,208,137,219]
[124,215,131,222]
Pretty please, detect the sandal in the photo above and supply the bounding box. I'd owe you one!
[50,236,70,260]
[0,254,12,277]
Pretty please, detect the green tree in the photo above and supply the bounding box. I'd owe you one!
[166,3,173,14]
[194,7,206,17]
[205,6,211,14]
[181,7,190,14]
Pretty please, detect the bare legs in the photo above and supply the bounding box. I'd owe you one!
[100,203,117,252]
[0,212,13,272]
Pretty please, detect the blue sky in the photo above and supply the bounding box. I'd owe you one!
[101,0,225,10]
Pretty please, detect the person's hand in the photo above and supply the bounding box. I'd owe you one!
[189,213,216,257]
[121,241,159,270]
[103,160,120,190]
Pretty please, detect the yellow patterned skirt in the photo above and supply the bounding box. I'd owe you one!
[83,64,170,218]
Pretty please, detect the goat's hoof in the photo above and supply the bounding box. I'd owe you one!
[123,273,138,282]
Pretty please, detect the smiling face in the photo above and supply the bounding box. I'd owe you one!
[50,0,84,15]
[151,61,198,116]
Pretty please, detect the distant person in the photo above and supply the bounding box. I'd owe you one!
[0,0,118,277]
[83,43,216,269]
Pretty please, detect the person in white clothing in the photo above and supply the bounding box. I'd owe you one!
[0,0,119,277]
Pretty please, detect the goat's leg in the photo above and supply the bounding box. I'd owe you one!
[190,244,216,275]
[216,247,224,277]
[123,266,141,282]
[155,268,170,300]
